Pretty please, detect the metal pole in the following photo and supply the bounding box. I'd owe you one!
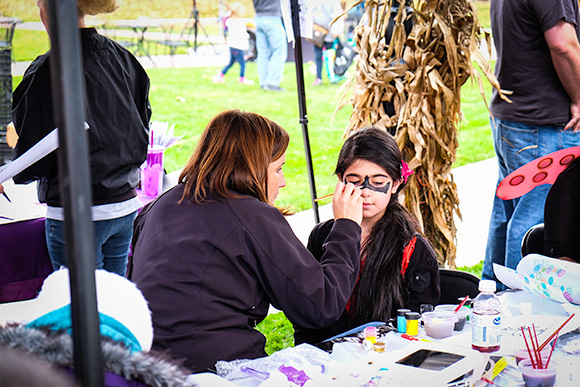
[46,1,103,386]
[290,0,320,223]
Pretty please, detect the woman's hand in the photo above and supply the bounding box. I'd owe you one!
[332,181,363,225]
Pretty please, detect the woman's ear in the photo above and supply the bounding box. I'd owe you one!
[337,174,343,182]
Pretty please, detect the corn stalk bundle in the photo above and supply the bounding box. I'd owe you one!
[339,0,502,267]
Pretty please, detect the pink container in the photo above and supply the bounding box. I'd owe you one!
[514,348,551,365]
[421,311,457,339]
[141,145,164,197]
[518,359,557,387]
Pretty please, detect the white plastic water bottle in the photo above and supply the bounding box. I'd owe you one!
[471,280,501,352]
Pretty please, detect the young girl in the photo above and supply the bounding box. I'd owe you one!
[213,2,254,85]
[294,127,440,345]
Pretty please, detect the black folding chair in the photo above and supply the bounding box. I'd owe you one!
[521,223,545,257]
[438,268,481,305]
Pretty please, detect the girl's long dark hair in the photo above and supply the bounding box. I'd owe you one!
[335,127,420,326]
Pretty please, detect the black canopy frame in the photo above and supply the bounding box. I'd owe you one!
[290,0,320,223]
[46,0,103,385]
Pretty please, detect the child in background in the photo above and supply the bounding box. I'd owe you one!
[213,2,254,85]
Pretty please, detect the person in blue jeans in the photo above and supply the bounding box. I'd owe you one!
[12,0,150,277]
[311,0,344,85]
[212,2,254,85]
[252,0,287,92]
[483,0,580,288]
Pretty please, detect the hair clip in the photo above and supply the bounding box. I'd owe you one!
[401,160,414,183]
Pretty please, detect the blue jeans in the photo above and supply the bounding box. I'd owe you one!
[221,47,246,77]
[314,41,334,80]
[255,16,287,87]
[46,211,138,276]
[482,118,580,288]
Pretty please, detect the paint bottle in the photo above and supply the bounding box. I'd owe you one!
[364,326,377,343]
[397,308,411,333]
[405,312,420,336]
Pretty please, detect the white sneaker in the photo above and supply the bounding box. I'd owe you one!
[212,73,225,84]
[239,77,254,85]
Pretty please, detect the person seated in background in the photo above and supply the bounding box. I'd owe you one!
[294,127,440,345]
[544,156,580,263]
[129,109,363,373]
[0,269,194,387]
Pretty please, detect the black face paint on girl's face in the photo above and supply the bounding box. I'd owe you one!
[345,176,391,194]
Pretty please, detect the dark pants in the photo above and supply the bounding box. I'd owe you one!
[221,47,246,78]
[314,41,334,80]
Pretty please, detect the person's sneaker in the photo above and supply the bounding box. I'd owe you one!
[212,73,225,84]
[312,78,323,86]
[263,84,286,92]
[239,77,255,85]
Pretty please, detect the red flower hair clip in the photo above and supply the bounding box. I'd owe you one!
[401,160,414,183]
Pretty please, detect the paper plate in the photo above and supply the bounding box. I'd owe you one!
[496,146,580,200]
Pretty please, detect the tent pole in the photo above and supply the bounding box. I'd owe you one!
[290,0,320,223]
[47,0,103,386]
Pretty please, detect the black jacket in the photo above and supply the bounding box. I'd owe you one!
[12,28,151,207]
[130,184,361,373]
[294,219,440,345]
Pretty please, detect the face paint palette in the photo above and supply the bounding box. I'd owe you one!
[496,146,580,200]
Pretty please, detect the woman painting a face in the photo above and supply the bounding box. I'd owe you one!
[295,127,441,345]
[130,110,363,373]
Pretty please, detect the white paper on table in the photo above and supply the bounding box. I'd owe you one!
[500,313,580,355]
[0,179,46,224]
[0,123,89,184]
[494,263,526,291]
[495,254,580,304]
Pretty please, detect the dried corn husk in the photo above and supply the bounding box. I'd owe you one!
[340,0,505,267]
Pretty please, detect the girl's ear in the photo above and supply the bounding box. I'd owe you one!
[392,179,402,193]
[337,174,343,182]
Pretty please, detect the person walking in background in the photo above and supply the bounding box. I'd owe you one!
[311,0,344,86]
[252,0,287,92]
[12,0,151,276]
[483,0,580,287]
[212,2,254,85]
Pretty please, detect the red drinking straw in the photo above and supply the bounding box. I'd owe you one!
[528,327,540,369]
[538,313,575,351]
[544,332,559,369]
[532,324,542,369]
[521,326,537,369]
[454,296,469,312]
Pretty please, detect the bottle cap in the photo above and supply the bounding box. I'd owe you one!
[397,308,411,316]
[479,279,497,292]
[405,312,420,320]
